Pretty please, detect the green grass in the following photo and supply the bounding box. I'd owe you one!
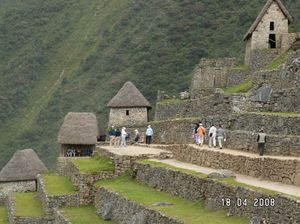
[0,206,9,224]
[265,51,290,70]
[223,78,252,94]
[71,156,115,173]
[61,206,116,224]
[97,175,247,224]
[13,193,45,217]
[231,64,250,71]
[43,173,76,195]
[138,160,208,178]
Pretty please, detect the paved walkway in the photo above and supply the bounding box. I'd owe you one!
[99,145,170,157]
[150,159,300,198]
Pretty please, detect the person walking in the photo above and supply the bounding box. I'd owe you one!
[257,129,267,156]
[134,129,140,144]
[114,128,121,148]
[197,124,206,146]
[217,125,226,149]
[120,127,127,147]
[108,126,116,147]
[208,124,217,148]
[146,125,153,146]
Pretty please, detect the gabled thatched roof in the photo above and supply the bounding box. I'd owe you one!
[0,149,48,182]
[107,81,151,108]
[243,0,293,41]
[58,112,98,145]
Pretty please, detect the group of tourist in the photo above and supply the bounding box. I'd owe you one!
[108,125,154,148]
[193,123,226,149]
[193,122,267,156]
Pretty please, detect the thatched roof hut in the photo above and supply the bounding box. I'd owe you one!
[58,112,98,145]
[0,149,48,182]
[107,81,151,108]
[243,0,293,41]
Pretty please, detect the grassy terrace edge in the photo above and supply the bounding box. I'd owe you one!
[70,156,115,174]
[60,206,116,224]
[13,193,45,217]
[0,205,9,224]
[43,173,76,196]
[137,160,282,196]
[96,175,248,224]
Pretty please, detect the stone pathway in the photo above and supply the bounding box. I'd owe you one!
[99,145,170,157]
[150,159,300,198]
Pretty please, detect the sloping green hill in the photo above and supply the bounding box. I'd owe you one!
[0,0,299,169]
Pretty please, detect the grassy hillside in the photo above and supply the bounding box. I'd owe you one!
[0,0,300,169]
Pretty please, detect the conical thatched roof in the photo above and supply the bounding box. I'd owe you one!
[107,81,151,108]
[0,149,48,182]
[58,112,98,145]
[243,0,293,41]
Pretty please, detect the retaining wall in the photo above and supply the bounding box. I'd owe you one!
[94,186,183,224]
[133,162,300,224]
[157,145,300,186]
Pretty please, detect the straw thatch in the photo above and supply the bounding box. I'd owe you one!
[107,81,151,108]
[0,149,48,182]
[243,0,293,41]
[58,112,98,145]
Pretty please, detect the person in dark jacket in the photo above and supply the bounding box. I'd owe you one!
[257,129,267,156]
[114,128,121,148]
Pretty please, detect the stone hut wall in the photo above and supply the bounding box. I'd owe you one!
[133,162,300,224]
[108,107,148,127]
[0,181,36,194]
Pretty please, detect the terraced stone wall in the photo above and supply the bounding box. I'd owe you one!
[157,145,300,186]
[94,187,183,224]
[133,162,300,224]
[0,181,36,194]
[37,175,80,215]
[56,158,115,205]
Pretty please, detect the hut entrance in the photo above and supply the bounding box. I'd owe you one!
[269,34,276,48]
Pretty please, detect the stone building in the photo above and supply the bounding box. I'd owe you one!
[244,0,300,67]
[58,112,98,157]
[190,58,236,98]
[107,81,151,127]
[0,149,48,193]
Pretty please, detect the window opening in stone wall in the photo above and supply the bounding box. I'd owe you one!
[270,21,275,31]
[126,110,129,116]
[269,34,276,48]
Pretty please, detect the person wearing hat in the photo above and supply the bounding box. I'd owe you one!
[120,127,127,147]
[145,125,153,146]
[257,128,267,156]
[197,124,206,146]
[134,129,140,144]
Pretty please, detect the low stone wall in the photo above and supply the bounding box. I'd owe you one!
[133,162,300,224]
[6,194,51,224]
[157,145,300,186]
[0,181,36,194]
[56,158,115,205]
[94,186,183,224]
[249,49,280,70]
[226,69,251,87]
[37,175,80,215]
[53,209,70,224]
[225,130,300,156]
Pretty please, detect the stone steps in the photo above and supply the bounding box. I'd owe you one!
[133,160,300,224]
[156,144,300,187]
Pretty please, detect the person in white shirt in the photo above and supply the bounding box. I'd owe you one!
[208,124,217,148]
[120,127,127,147]
[145,125,153,145]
